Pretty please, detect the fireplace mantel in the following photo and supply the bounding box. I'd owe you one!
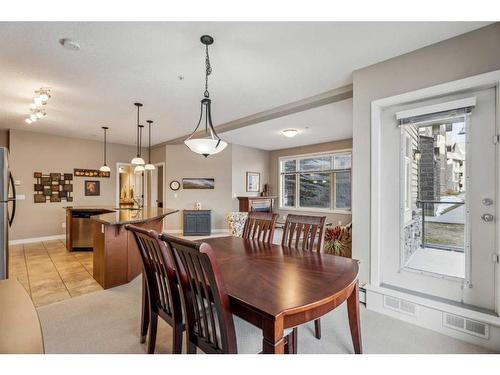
[237,196,277,213]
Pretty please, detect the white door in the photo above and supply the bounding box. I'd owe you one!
[150,168,158,207]
[382,87,497,312]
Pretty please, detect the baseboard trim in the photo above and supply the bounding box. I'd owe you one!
[9,234,65,245]
[365,285,500,352]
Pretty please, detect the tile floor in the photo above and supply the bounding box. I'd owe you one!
[7,240,102,307]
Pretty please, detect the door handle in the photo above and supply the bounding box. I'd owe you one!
[481,213,494,222]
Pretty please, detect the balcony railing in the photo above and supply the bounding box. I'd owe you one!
[417,200,465,253]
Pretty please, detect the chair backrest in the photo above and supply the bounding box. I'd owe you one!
[281,214,326,252]
[241,211,278,244]
[161,234,237,354]
[125,225,181,322]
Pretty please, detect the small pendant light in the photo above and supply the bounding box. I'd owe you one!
[144,120,155,170]
[184,35,228,158]
[99,126,111,172]
[131,102,145,165]
[134,125,145,173]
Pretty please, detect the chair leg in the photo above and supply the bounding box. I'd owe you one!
[314,319,321,339]
[140,277,149,343]
[147,311,158,354]
[187,340,197,354]
[172,324,183,354]
[292,327,298,354]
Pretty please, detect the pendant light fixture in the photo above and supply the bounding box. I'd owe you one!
[134,125,145,173]
[184,35,228,158]
[99,126,111,172]
[131,102,145,165]
[144,120,155,171]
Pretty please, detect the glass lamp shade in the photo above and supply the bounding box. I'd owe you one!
[99,165,111,172]
[184,138,228,158]
[131,156,145,165]
[134,165,145,173]
[144,163,155,170]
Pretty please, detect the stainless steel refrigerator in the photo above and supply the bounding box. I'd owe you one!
[0,147,16,280]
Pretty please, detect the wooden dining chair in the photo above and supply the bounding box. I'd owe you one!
[161,234,295,354]
[126,225,184,354]
[241,211,278,244]
[281,214,326,342]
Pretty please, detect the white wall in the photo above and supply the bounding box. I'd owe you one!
[231,144,270,211]
[164,144,233,231]
[352,23,500,285]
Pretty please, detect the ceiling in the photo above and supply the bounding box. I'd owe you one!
[0,22,489,146]
[223,98,353,150]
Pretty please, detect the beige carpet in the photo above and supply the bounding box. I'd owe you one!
[37,276,494,354]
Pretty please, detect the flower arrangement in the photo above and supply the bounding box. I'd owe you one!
[226,212,248,237]
[324,224,352,258]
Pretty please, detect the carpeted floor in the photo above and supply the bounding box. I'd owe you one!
[37,276,494,354]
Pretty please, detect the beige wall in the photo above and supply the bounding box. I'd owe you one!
[0,130,9,148]
[9,129,136,240]
[164,144,233,231]
[352,23,500,284]
[269,139,353,225]
[231,144,270,211]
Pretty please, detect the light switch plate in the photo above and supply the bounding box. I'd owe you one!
[14,180,21,186]
[16,194,25,200]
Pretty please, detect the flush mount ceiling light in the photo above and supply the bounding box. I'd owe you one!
[99,126,111,172]
[144,120,155,171]
[281,129,299,138]
[184,35,228,158]
[59,38,81,51]
[25,88,51,124]
[131,103,145,165]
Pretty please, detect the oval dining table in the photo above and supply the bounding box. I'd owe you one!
[196,236,362,354]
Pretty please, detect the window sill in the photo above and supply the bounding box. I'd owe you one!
[278,206,352,215]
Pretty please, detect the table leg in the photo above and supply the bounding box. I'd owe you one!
[347,281,362,354]
[262,317,285,354]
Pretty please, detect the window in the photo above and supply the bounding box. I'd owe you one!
[280,152,351,212]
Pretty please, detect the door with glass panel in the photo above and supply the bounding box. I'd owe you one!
[391,87,497,311]
[279,152,351,214]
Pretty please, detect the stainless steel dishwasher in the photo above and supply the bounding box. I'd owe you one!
[71,211,94,250]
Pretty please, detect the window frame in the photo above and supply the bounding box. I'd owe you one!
[278,149,352,214]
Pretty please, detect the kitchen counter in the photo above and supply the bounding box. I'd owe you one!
[64,206,179,289]
[90,207,178,225]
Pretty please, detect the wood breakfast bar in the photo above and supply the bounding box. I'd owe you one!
[65,206,178,289]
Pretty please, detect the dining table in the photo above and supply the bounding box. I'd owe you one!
[197,236,362,354]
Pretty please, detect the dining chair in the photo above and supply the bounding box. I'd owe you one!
[161,234,295,354]
[281,214,326,343]
[241,211,278,244]
[126,225,184,354]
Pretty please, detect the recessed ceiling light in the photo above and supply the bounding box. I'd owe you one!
[59,38,81,51]
[281,129,299,138]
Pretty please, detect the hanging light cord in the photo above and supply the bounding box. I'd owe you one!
[136,105,140,157]
[204,43,212,98]
[103,128,107,165]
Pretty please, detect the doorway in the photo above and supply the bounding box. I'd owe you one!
[379,87,497,312]
[116,163,143,208]
[147,162,165,208]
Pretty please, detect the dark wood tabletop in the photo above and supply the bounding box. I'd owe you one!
[198,236,362,354]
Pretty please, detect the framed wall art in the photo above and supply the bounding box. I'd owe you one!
[84,180,100,196]
[33,172,73,203]
[182,178,215,189]
[246,172,260,192]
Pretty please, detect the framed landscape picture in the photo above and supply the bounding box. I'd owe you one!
[182,178,215,189]
[85,180,100,196]
[246,172,260,192]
